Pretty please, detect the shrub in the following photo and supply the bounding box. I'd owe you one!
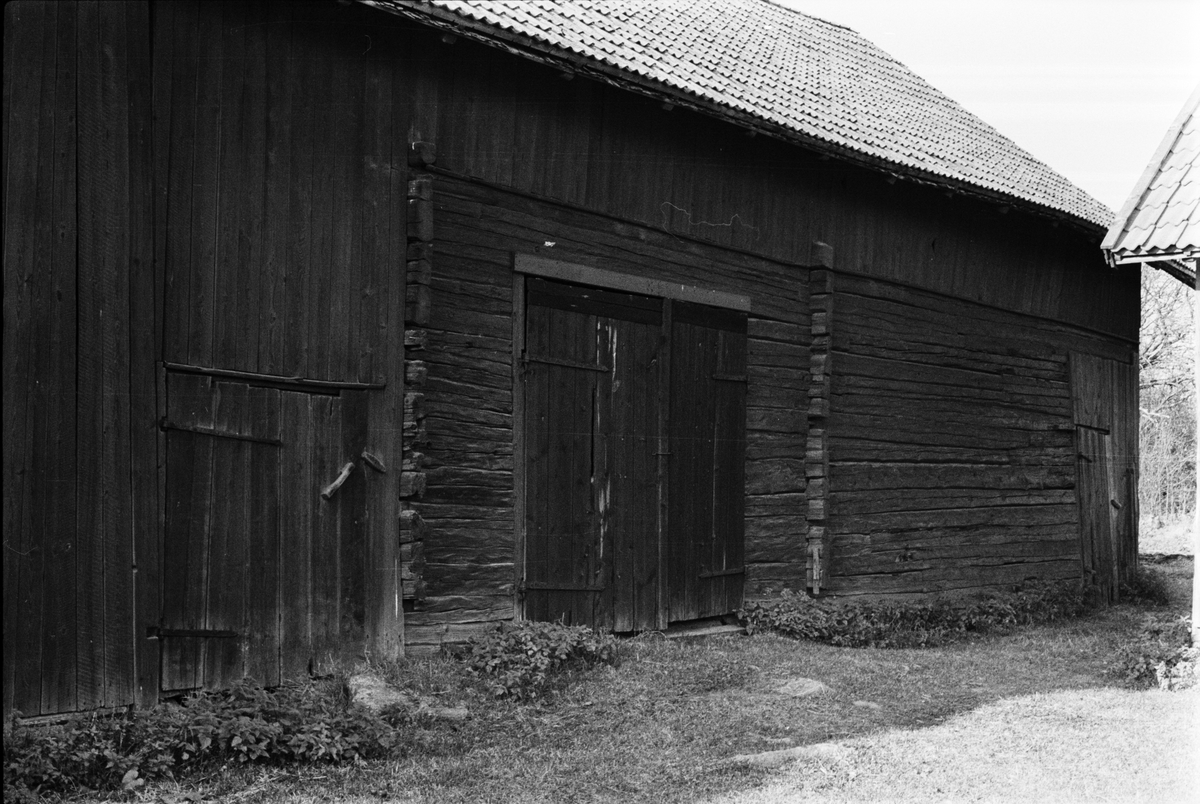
[1118,565,1173,607]
[465,621,619,700]
[3,679,400,800]
[1110,613,1195,689]
[740,581,1093,649]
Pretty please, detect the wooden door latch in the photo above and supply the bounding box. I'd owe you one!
[361,450,387,473]
[321,461,356,499]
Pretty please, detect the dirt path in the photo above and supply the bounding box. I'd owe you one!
[712,687,1198,804]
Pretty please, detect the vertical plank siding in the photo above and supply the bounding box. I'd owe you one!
[4,0,406,717]
[3,0,151,717]
[1070,352,1139,600]
[159,1,393,386]
[154,0,404,682]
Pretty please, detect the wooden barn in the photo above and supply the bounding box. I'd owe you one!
[4,0,1140,718]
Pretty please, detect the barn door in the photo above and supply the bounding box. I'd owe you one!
[521,279,662,630]
[668,304,747,621]
[160,372,370,690]
[1069,352,1136,602]
[521,277,747,631]
[1075,427,1118,601]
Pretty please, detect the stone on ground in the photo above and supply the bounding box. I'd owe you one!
[773,677,833,698]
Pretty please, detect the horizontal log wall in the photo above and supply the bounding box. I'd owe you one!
[824,273,1135,596]
[391,16,1139,343]
[403,173,811,648]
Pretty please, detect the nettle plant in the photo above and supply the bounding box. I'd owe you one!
[464,621,620,700]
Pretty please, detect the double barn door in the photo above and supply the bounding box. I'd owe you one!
[521,277,747,631]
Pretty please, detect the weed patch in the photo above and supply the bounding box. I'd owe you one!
[1119,564,1174,607]
[464,621,619,699]
[1109,612,1196,689]
[740,581,1093,648]
[3,678,400,801]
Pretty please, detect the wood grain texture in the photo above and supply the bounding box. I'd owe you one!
[819,269,1134,596]
[422,173,812,637]
[396,25,1134,340]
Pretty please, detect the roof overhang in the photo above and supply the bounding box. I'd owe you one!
[1106,253,1198,288]
[1103,82,1200,288]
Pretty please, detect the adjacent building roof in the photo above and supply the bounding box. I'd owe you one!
[366,0,1112,230]
[1102,82,1200,286]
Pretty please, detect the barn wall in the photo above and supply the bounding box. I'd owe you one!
[151,0,407,676]
[3,0,1146,711]
[3,0,155,718]
[821,272,1137,595]
[403,173,811,648]
[390,20,1139,342]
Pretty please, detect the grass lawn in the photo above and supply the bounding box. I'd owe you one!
[116,558,1195,804]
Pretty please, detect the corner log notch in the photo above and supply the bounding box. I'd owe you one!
[806,242,835,593]
[400,142,436,606]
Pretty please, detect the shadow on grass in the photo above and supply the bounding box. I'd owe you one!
[128,559,1193,804]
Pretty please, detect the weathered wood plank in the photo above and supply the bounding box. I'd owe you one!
[82,0,136,707]
[185,0,224,368]
[259,2,293,376]
[309,395,341,675]
[2,0,56,717]
[245,388,281,686]
[125,0,160,707]
[826,558,1080,596]
[160,1,199,366]
[212,2,249,372]
[830,462,1075,492]
[203,382,248,689]
[279,392,313,677]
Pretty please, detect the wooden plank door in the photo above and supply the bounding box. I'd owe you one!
[1069,352,1136,602]
[1075,427,1119,602]
[160,372,368,691]
[667,303,747,622]
[600,303,664,632]
[522,278,662,630]
[152,0,405,693]
[521,278,748,631]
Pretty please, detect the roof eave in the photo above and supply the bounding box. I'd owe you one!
[1107,252,1197,288]
[1102,81,1200,255]
[363,0,1108,238]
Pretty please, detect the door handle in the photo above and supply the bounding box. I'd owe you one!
[321,461,356,500]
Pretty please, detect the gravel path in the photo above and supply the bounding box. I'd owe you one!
[712,687,1198,804]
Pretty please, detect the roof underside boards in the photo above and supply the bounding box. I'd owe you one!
[1103,82,1200,274]
[364,0,1112,230]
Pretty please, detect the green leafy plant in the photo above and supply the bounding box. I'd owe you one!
[3,678,400,800]
[740,580,1093,649]
[1110,613,1195,689]
[465,621,619,700]
[1118,565,1173,607]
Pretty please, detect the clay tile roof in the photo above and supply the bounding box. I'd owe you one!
[1103,82,1200,276]
[366,0,1112,228]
